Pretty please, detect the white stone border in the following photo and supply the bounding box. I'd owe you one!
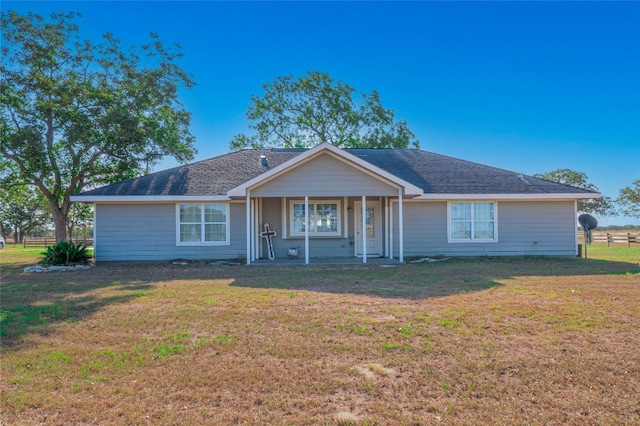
[24,263,95,273]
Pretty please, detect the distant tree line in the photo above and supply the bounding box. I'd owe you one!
[0,185,93,243]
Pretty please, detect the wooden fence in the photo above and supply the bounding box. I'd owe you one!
[23,237,94,247]
[577,231,639,247]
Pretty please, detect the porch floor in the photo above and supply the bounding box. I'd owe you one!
[250,257,401,265]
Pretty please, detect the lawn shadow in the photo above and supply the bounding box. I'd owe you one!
[228,256,639,299]
[0,263,157,350]
[228,263,504,300]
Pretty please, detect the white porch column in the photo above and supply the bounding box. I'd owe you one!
[398,189,404,263]
[246,190,251,265]
[384,197,389,258]
[389,198,394,259]
[362,195,367,264]
[304,195,309,265]
[253,199,260,261]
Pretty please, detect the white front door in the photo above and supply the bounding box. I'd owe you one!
[354,201,382,256]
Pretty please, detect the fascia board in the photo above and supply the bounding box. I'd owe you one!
[70,195,231,203]
[412,193,601,201]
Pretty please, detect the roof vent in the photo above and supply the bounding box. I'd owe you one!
[260,154,269,168]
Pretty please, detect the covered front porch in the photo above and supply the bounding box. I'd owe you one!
[244,195,407,265]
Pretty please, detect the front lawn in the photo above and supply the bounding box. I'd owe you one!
[1,244,638,424]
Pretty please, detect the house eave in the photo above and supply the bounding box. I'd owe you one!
[412,193,601,201]
[70,195,232,203]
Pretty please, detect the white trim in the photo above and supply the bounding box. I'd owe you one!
[93,205,97,254]
[447,201,499,243]
[384,197,389,258]
[414,193,600,201]
[71,195,232,203]
[398,191,404,263]
[281,197,287,239]
[251,199,257,261]
[253,198,264,259]
[246,192,251,265]
[226,143,423,197]
[574,200,579,257]
[343,196,348,238]
[388,197,404,261]
[388,198,394,259]
[362,196,367,263]
[176,203,230,246]
[354,199,383,258]
[304,196,309,264]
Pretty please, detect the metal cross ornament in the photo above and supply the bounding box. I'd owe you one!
[259,222,277,260]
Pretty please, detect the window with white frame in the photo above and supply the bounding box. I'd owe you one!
[289,200,340,237]
[177,203,229,244]
[449,202,496,241]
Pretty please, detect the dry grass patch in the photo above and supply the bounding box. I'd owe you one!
[1,246,639,424]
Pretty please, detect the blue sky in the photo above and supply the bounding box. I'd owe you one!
[7,1,640,225]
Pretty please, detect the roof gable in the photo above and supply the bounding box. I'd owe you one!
[226,143,423,197]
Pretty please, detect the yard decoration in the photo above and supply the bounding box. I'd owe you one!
[259,223,277,260]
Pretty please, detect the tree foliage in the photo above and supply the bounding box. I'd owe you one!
[617,179,640,218]
[67,202,93,239]
[533,169,616,216]
[230,71,419,150]
[1,11,196,242]
[0,184,52,242]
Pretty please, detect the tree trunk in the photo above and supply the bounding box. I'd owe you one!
[50,200,69,243]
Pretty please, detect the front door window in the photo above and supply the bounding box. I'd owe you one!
[366,207,375,238]
[355,201,382,256]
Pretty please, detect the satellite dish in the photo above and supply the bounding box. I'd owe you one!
[578,214,598,259]
[578,214,598,231]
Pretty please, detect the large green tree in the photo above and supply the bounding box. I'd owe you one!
[534,169,616,216]
[230,71,419,150]
[1,11,196,242]
[616,179,640,218]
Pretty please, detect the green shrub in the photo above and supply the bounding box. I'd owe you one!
[41,241,93,266]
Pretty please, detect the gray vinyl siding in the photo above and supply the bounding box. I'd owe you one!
[394,201,577,257]
[251,154,398,197]
[273,238,353,259]
[94,203,246,261]
[257,197,353,259]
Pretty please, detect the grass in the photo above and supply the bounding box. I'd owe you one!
[1,243,639,424]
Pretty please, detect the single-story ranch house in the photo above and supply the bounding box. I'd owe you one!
[71,143,599,263]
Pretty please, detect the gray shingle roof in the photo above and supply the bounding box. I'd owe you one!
[75,147,597,197]
[347,149,597,195]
